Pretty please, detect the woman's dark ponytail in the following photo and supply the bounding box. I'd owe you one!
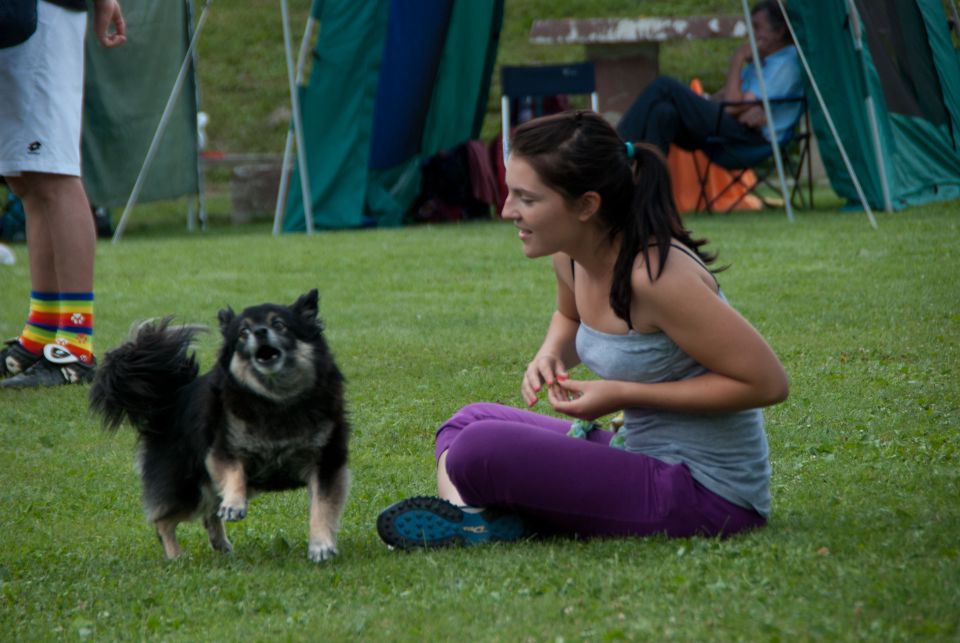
[609,143,719,327]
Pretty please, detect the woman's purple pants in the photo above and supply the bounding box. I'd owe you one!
[435,403,766,539]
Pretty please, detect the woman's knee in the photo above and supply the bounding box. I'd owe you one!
[435,403,512,460]
[443,421,511,483]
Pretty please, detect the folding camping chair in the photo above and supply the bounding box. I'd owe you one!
[694,96,813,213]
[500,62,599,164]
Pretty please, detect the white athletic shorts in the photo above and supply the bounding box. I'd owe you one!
[0,2,88,178]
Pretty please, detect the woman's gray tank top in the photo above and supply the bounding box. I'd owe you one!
[575,290,772,517]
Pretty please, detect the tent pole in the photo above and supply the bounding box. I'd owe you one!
[847,0,893,213]
[281,0,314,235]
[273,15,316,236]
[188,0,208,231]
[272,120,296,236]
[501,96,510,164]
[775,0,878,229]
[949,1,960,39]
[112,0,212,244]
[740,0,794,223]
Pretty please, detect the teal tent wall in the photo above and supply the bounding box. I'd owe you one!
[82,0,199,208]
[790,0,960,210]
[284,0,503,232]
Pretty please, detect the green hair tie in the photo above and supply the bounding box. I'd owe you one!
[625,141,635,160]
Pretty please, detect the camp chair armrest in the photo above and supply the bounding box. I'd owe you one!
[713,96,806,132]
[717,96,805,107]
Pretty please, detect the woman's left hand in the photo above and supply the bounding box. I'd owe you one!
[546,376,623,421]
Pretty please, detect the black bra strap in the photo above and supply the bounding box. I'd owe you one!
[670,243,719,287]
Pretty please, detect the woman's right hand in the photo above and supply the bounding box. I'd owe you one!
[522,354,568,407]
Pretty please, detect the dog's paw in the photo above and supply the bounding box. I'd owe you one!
[308,542,338,563]
[218,502,247,522]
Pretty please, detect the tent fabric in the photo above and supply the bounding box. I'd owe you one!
[365,0,503,226]
[363,0,455,228]
[284,0,391,232]
[789,0,960,210]
[368,0,453,170]
[82,0,198,208]
[285,0,503,232]
[418,0,502,158]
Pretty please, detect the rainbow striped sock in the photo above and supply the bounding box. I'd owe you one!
[53,292,95,364]
[18,292,59,356]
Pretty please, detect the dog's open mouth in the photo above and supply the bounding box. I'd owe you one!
[254,345,282,365]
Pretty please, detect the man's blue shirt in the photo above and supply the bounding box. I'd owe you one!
[741,45,803,142]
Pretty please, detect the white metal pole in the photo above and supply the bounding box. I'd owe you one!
[113,0,212,243]
[501,95,510,165]
[847,0,893,213]
[775,0,877,228]
[280,0,314,235]
[741,0,794,222]
[273,15,316,236]
[188,0,208,231]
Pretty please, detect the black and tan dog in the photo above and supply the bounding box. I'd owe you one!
[89,290,350,563]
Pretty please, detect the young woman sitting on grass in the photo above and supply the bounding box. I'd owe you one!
[376,111,789,549]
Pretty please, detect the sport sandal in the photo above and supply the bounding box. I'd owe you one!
[377,496,530,550]
[0,338,40,378]
[0,344,96,389]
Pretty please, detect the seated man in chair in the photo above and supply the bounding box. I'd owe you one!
[616,0,802,155]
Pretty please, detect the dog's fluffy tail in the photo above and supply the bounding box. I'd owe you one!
[89,317,204,434]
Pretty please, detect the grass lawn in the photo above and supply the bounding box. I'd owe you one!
[1,199,958,640]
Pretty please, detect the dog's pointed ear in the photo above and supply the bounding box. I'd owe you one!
[293,289,319,323]
[218,307,235,334]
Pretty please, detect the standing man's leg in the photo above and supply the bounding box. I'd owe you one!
[12,172,97,367]
[1,173,98,386]
[13,174,95,295]
[0,2,99,387]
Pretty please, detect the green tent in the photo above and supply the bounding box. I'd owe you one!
[790,0,960,210]
[282,0,503,232]
[82,0,200,209]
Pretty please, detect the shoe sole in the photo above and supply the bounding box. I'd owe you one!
[377,496,528,550]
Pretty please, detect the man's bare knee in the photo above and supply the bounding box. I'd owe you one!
[4,176,28,199]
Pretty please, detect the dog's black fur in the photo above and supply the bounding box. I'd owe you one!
[89,290,350,562]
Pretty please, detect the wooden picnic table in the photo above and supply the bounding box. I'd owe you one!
[529,15,747,120]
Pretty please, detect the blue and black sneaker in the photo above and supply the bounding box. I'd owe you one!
[377,496,531,550]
